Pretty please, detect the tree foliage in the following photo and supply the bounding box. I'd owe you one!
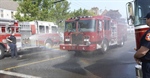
[14,0,70,23]
[70,8,95,18]
[37,0,51,21]
[14,0,95,28]
[50,1,71,23]
[14,0,39,21]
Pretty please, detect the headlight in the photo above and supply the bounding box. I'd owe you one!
[65,38,70,41]
[84,39,89,41]
[65,36,70,42]
[84,36,90,46]
[2,39,7,43]
[85,41,91,46]
[84,36,90,41]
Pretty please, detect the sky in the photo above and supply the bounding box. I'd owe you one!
[67,0,132,18]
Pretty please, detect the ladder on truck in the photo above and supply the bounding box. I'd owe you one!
[110,24,118,45]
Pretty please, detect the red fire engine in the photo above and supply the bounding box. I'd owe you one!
[0,18,22,59]
[126,0,150,77]
[19,20,62,48]
[126,0,150,50]
[60,15,127,53]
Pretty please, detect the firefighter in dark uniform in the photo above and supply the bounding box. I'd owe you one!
[134,12,150,78]
[7,32,18,58]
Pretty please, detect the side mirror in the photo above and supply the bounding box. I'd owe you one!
[126,2,134,26]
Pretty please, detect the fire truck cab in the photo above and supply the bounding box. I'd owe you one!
[126,0,150,77]
[19,20,62,48]
[60,15,127,53]
[0,18,21,59]
[126,0,150,49]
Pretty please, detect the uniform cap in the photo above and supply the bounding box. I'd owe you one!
[144,12,150,19]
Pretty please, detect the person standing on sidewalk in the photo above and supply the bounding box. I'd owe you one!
[7,32,18,58]
[134,12,150,78]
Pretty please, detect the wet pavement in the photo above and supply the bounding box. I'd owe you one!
[0,34,137,78]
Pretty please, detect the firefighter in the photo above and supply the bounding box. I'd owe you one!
[7,31,18,58]
[134,12,150,78]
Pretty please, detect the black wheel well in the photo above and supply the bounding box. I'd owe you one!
[0,43,5,59]
[0,43,6,50]
[45,39,52,43]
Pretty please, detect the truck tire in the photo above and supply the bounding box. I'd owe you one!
[101,41,108,53]
[0,46,5,59]
[118,38,124,47]
[45,40,53,49]
[119,40,124,46]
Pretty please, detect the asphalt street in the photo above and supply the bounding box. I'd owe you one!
[0,34,137,78]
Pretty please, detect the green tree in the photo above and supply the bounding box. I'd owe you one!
[70,8,95,18]
[14,0,70,23]
[37,0,50,21]
[14,0,39,21]
[49,1,70,23]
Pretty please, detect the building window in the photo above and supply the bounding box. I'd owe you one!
[1,10,3,17]
[11,11,14,18]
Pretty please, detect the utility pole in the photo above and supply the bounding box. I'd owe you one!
[53,0,65,4]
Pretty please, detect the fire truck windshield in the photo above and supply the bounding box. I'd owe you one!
[134,0,150,26]
[65,21,76,32]
[65,19,95,32]
[78,19,96,32]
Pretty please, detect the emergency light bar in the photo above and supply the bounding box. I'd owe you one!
[69,16,92,20]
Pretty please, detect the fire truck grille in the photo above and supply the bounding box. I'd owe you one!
[71,34,83,44]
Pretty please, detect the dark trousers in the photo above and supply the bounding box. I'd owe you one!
[9,43,18,58]
[142,62,150,78]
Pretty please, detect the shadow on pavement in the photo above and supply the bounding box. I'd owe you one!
[84,60,136,78]
[53,58,87,75]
